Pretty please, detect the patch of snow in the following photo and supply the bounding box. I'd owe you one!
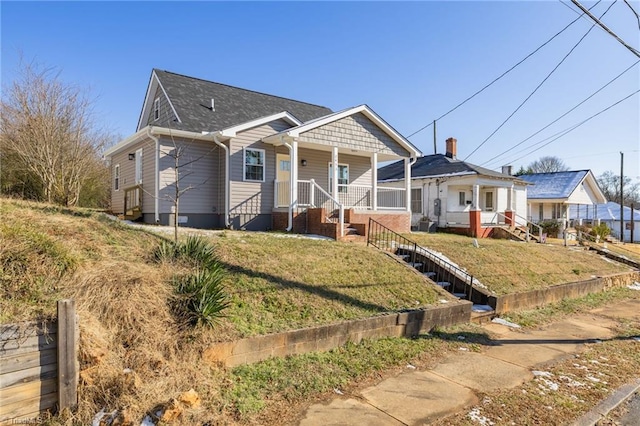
[472,304,493,313]
[333,388,344,395]
[586,376,601,383]
[559,375,585,387]
[468,408,495,426]
[538,378,559,392]
[439,299,449,304]
[92,409,106,426]
[406,364,416,369]
[459,347,469,351]
[492,318,521,328]
[627,282,640,290]
[633,336,640,342]
[457,335,466,340]
[140,415,156,426]
[533,371,553,377]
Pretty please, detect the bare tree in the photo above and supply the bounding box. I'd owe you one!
[597,171,640,205]
[0,60,110,206]
[527,156,569,173]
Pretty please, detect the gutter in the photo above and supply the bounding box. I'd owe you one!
[212,133,231,228]
[282,136,294,231]
[146,127,160,223]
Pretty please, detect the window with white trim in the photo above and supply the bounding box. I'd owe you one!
[153,97,160,121]
[328,163,349,193]
[411,188,422,214]
[244,148,265,182]
[114,164,120,191]
[458,191,466,206]
[484,191,494,211]
[135,148,143,184]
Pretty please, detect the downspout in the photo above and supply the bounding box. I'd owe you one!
[212,134,230,228]
[146,127,160,223]
[281,136,294,231]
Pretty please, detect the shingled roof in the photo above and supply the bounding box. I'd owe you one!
[377,154,524,182]
[140,69,333,133]
[518,170,588,199]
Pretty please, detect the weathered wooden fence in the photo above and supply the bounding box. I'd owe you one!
[0,300,79,425]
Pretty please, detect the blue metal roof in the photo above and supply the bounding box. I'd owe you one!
[570,202,640,221]
[519,171,588,199]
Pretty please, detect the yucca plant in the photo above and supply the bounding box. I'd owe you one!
[175,266,229,327]
[177,236,217,269]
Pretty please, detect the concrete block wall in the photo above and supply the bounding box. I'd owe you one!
[492,271,640,314]
[203,301,472,368]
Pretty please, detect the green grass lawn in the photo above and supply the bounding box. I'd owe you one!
[211,232,440,338]
[405,232,630,295]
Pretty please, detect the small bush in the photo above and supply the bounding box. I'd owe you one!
[538,220,560,238]
[153,236,229,327]
[174,266,229,327]
[590,223,611,240]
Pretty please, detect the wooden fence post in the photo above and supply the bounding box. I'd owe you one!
[57,299,78,411]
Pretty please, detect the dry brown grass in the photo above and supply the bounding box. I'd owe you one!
[407,232,631,295]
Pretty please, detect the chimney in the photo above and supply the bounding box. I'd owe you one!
[445,137,457,159]
[502,165,513,175]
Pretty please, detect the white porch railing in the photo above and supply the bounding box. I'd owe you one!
[275,180,406,210]
[377,187,406,209]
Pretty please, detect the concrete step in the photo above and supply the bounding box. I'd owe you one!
[423,271,436,278]
[436,282,451,288]
[408,262,423,269]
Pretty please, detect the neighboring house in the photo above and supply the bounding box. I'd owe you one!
[377,138,530,238]
[104,69,422,239]
[518,170,607,226]
[570,201,640,242]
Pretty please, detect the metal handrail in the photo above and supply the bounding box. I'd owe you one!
[367,218,476,301]
[495,211,543,242]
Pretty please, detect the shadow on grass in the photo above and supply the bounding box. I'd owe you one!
[220,262,391,313]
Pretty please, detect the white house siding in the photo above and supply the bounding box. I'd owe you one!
[295,113,410,157]
[381,176,528,228]
[528,202,567,222]
[514,185,528,226]
[228,119,292,230]
[567,180,601,205]
[158,137,223,227]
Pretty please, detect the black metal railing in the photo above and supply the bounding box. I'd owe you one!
[367,218,478,302]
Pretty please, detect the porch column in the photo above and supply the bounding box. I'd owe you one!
[472,185,480,210]
[470,184,481,237]
[404,158,411,212]
[505,185,514,227]
[331,146,339,200]
[291,140,298,209]
[371,152,378,211]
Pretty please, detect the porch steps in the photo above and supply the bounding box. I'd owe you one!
[503,226,540,243]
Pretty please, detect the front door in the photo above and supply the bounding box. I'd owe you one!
[276,154,290,207]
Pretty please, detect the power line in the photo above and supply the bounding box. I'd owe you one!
[463,1,616,161]
[571,0,640,57]
[481,59,640,168]
[623,0,640,30]
[497,89,640,166]
[405,3,597,139]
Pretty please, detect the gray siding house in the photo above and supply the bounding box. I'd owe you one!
[104,70,421,238]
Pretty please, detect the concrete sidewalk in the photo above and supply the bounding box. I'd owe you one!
[296,299,640,426]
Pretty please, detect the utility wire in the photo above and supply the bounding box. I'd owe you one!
[623,0,640,30]
[571,0,640,57]
[481,59,640,168]
[463,1,616,161]
[405,4,597,139]
[496,89,640,166]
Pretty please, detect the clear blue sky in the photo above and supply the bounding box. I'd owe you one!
[2,1,639,181]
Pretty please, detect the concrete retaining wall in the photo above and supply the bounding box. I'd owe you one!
[491,271,640,314]
[203,301,472,367]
